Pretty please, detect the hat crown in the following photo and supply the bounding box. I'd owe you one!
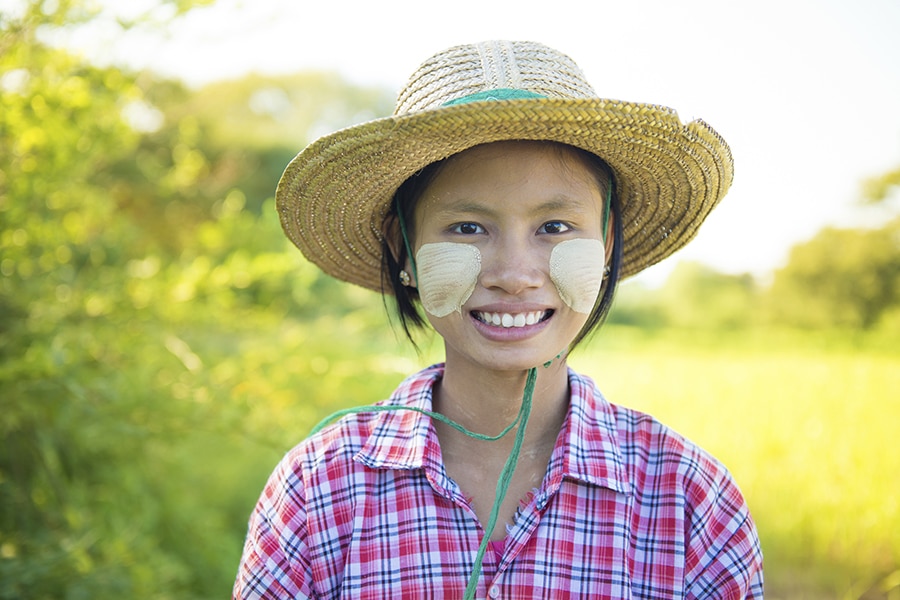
[395,40,597,115]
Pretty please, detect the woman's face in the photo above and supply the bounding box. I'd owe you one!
[410,141,609,373]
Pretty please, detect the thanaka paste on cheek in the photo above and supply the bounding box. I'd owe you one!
[415,243,482,317]
[550,238,607,314]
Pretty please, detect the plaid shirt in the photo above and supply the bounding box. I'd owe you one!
[235,364,763,599]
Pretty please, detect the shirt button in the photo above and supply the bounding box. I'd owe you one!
[488,584,500,598]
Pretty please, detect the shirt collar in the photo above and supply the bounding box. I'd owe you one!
[354,364,442,470]
[553,369,631,495]
[354,364,631,495]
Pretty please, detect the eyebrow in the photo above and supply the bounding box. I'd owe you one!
[533,196,588,213]
[433,200,495,217]
[431,195,594,219]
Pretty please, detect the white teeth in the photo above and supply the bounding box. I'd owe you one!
[476,311,545,328]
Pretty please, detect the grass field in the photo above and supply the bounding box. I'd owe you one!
[565,326,900,599]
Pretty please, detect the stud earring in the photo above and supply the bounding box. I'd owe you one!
[399,270,411,286]
[602,265,611,279]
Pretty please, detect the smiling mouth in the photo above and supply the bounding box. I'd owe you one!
[472,310,553,329]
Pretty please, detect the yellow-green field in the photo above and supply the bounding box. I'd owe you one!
[565,327,900,599]
[292,324,900,598]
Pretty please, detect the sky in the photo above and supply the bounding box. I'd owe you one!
[38,0,900,284]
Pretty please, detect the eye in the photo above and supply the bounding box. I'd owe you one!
[539,221,571,234]
[451,222,485,235]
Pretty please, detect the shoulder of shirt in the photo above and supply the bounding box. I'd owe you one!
[568,368,737,494]
[274,363,443,474]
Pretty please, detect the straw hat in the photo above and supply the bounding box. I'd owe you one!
[276,40,733,291]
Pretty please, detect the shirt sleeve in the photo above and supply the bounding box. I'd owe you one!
[683,461,765,599]
[233,455,313,600]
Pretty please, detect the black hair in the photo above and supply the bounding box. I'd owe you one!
[380,141,623,352]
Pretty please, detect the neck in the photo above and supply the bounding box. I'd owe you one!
[433,359,570,456]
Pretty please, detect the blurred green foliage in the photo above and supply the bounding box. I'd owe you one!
[1,1,898,598]
[610,219,900,334]
[766,221,900,330]
[1,2,405,598]
[862,165,900,204]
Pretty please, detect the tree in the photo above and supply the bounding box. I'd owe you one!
[657,262,758,329]
[0,2,231,597]
[766,220,900,329]
[1,2,400,598]
[862,165,900,205]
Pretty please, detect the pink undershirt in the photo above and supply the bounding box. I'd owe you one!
[489,539,504,561]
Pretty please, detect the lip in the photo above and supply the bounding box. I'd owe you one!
[467,304,554,342]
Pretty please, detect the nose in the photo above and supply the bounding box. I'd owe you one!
[478,236,545,295]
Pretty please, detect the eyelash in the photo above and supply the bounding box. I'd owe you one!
[449,221,572,235]
[451,222,485,235]
[540,221,571,234]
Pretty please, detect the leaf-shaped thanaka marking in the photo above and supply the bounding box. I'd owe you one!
[416,243,482,317]
[549,238,606,314]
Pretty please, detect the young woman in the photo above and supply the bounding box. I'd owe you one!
[235,40,763,599]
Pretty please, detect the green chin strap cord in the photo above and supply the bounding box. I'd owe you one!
[308,366,538,599]
[463,365,536,598]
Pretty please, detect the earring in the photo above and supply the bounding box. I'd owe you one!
[399,270,411,286]
[602,265,611,279]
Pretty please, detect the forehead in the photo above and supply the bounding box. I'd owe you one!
[417,141,605,215]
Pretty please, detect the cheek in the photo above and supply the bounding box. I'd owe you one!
[549,238,607,314]
[415,243,482,317]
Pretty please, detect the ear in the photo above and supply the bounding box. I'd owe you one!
[382,214,404,265]
[603,211,615,265]
[382,215,417,286]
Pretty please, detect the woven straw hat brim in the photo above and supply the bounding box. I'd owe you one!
[276,97,733,292]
